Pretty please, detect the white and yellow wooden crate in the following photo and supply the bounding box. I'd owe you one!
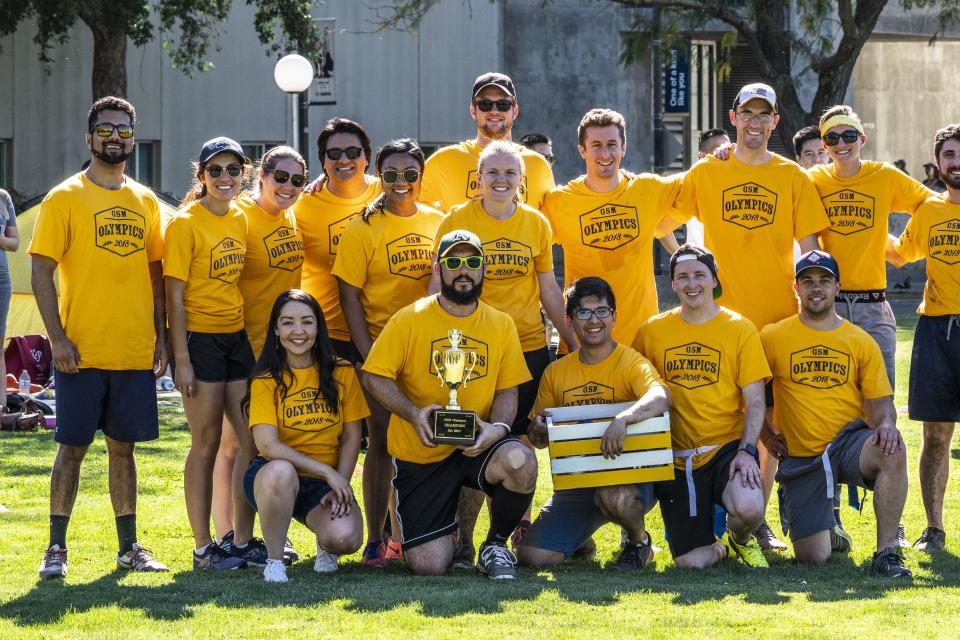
[546,402,673,490]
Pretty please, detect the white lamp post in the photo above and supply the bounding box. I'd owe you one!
[274,54,314,156]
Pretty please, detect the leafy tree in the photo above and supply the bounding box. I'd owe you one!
[0,0,323,100]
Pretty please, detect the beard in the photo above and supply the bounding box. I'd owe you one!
[480,120,510,140]
[440,276,482,305]
[941,168,960,190]
[92,145,131,165]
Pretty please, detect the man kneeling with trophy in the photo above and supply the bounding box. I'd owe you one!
[362,230,536,579]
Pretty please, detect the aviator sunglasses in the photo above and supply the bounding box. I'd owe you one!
[475,99,515,112]
[204,163,243,178]
[268,169,307,188]
[381,168,421,184]
[439,255,484,270]
[822,130,861,146]
[325,147,363,161]
[91,123,134,139]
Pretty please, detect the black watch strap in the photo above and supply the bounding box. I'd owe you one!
[738,443,760,462]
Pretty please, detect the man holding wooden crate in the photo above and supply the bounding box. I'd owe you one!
[518,277,671,570]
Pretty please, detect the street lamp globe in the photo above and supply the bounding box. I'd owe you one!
[274,54,314,93]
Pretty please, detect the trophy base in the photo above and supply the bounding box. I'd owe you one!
[432,409,477,445]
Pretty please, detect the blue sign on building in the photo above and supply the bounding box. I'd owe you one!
[665,45,689,113]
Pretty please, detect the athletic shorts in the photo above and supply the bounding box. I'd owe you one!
[655,440,740,558]
[521,483,657,558]
[331,338,362,365]
[392,436,516,551]
[775,420,874,541]
[513,347,550,435]
[176,329,254,383]
[54,368,159,446]
[908,315,960,422]
[836,295,897,388]
[243,456,332,524]
[0,274,10,337]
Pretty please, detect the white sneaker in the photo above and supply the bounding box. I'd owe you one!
[314,543,338,574]
[39,544,68,579]
[263,559,288,583]
[117,543,168,572]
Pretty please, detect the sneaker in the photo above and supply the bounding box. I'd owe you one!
[830,524,853,553]
[39,544,68,579]
[385,537,403,562]
[314,544,338,574]
[754,522,788,551]
[283,537,300,566]
[571,536,597,560]
[723,531,769,568]
[870,546,912,579]
[897,523,910,548]
[510,519,531,550]
[228,537,268,569]
[451,538,476,570]
[360,540,388,567]
[263,559,289,583]
[914,526,947,553]
[613,534,655,570]
[193,542,247,570]
[117,543,168,572]
[476,542,518,580]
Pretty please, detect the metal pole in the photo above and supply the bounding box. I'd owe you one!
[289,93,298,149]
[298,91,309,160]
[652,7,664,174]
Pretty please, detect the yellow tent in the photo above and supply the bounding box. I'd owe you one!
[8,190,180,338]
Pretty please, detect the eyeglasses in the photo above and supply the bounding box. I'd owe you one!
[439,255,484,270]
[822,130,861,146]
[573,307,613,320]
[475,99,515,113]
[381,168,421,184]
[324,147,363,161]
[204,164,243,178]
[268,169,307,188]
[91,123,134,139]
[735,111,775,124]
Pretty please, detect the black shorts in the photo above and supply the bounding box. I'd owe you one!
[655,440,739,558]
[392,437,516,551]
[177,329,255,383]
[908,315,960,422]
[54,368,159,446]
[513,347,550,435]
[331,338,362,365]
[243,456,332,523]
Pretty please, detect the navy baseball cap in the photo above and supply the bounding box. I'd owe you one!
[198,137,250,165]
[437,229,483,258]
[795,250,840,280]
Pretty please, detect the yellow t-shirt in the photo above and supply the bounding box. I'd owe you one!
[760,316,892,457]
[248,362,371,476]
[362,296,531,464]
[331,205,443,341]
[893,192,960,315]
[676,154,830,329]
[420,139,555,212]
[28,172,163,370]
[163,200,247,333]
[235,193,304,356]
[808,161,931,290]
[542,174,682,346]
[433,200,553,351]
[293,177,382,341]
[633,307,771,469]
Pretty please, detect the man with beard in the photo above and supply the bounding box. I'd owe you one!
[759,251,910,578]
[361,230,536,579]
[419,73,555,212]
[890,124,960,553]
[32,97,168,578]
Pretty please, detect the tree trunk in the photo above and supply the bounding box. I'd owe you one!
[88,23,128,99]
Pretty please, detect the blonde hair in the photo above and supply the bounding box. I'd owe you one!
[478,140,523,172]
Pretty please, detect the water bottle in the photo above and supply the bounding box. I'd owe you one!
[19,370,31,396]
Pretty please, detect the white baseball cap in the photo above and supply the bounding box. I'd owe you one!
[733,83,777,111]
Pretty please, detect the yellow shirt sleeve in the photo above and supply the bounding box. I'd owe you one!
[249,376,279,429]
[145,196,164,263]
[859,336,894,399]
[794,172,831,241]
[891,169,934,215]
[495,316,533,391]
[420,153,449,211]
[737,325,772,387]
[162,215,193,282]
[362,312,408,381]
[627,351,666,398]
[331,216,374,289]
[531,362,561,416]
[28,191,70,261]
[338,364,371,423]
[893,212,924,263]
[533,214,553,273]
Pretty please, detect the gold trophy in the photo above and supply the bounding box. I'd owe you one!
[431,329,479,444]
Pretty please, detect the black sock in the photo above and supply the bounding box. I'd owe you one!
[116,514,137,555]
[484,484,534,547]
[49,515,70,549]
[834,507,842,527]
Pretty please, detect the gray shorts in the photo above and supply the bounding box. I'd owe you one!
[836,295,896,389]
[775,420,875,541]
[520,483,656,558]
[0,274,10,337]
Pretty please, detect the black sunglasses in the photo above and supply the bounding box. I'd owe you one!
[92,123,134,139]
[269,169,307,188]
[439,255,484,270]
[325,147,363,161]
[205,164,243,178]
[382,168,421,184]
[475,99,515,113]
[822,131,861,146]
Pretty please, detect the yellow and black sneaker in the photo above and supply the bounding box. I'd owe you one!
[723,530,769,568]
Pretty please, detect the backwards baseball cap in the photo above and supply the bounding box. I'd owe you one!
[199,136,250,165]
[733,83,777,112]
[795,250,840,280]
[670,244,723,299]
[472,72,516,100]
[437,229,483,259]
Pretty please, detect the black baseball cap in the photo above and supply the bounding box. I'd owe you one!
[437,229,483,258]
[198,137,250,165]
[472,72,516,100]
[670,244,723,299]
[795,250,840,280]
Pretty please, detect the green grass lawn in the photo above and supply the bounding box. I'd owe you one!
[2,295,960,639]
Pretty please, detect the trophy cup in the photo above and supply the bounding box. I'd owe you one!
[431,329,479,444]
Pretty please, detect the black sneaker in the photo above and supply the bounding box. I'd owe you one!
[869,546,912,579]
[914,527,947,553]
[283,537,300,566]
[476,542,518,579]
[613,534,654,570]
[451,538,476,570]
[229,538,268,568]
[193,542,246,570]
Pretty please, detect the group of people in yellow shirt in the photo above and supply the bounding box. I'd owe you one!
[30,74,960,584]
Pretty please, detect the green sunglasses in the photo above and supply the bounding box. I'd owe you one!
[439,255,484,270]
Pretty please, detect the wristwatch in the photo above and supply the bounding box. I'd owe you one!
[738,443,760,462]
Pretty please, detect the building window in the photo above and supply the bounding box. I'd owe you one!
[127,141,160,189]
[242,142,285,163]
[0,139,10,190]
